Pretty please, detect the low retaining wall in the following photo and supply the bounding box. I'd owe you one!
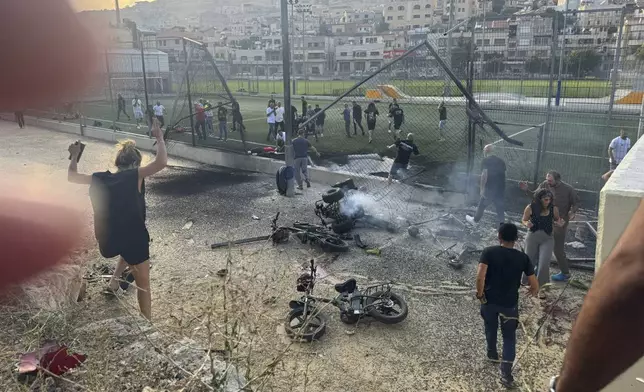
[1,115,460,207]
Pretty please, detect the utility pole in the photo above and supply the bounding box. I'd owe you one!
[115,0,121,25]
[555,0,569,106]
[281,0,295,197]
[607,6,626,120]
[445,0,455,97]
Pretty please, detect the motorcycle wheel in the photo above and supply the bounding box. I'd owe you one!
[320,236,349,253]
[321,188,344,204]
[365,291,409,324]
[285,307,327,342]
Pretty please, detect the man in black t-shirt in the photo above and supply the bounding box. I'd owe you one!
[388,103,404,137]
[352,101,364,136]
[387,133,419,184]
[467,144,506,227]
[477,223,538,388]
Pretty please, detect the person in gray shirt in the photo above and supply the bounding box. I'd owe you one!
[292,130,320,190]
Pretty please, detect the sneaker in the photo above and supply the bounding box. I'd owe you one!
[465,215,477,225]
[296,185,303,190]
[369,139,372,144]
[500,374,516,389]
[306,180,311,188]
[487,351,499,363]
[551,273,570,282]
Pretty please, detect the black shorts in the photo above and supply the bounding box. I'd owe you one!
[99,229,150,265]
[367,121,376,131]
[393,123,402,130]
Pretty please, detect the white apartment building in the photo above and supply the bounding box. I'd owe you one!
[335,43,386,73]
[384,0,443,30]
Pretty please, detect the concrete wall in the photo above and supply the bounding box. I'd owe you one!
[1,115,459,207]
[596,136,644,391]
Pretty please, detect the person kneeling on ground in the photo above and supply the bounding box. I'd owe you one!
[67,119,168,320]
[477,223,539,389]
[292,129,320,190]
[387,133,419,184]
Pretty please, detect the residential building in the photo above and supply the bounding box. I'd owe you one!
[156,27,203,62]
[507,15,553,62]
[335,42,386,74]
[384,0,443,31]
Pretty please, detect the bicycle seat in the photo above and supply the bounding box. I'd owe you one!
[334,278,357,294]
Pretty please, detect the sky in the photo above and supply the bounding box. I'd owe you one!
[71,0,154,11]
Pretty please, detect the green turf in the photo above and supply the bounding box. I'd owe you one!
[39,93,638,192]
[223,79,613,99]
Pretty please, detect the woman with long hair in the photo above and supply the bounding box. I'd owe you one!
[67,120,167,320]
[522,189,564,291]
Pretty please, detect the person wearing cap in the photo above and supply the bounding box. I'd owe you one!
[387,133,419,184]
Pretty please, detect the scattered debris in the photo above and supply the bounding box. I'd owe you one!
[365,248,381,256]
[182,220,193,230]
[566,241,586,249]
[17,342,86,379]
[252,215,260,220]
[216,269,228,277]
[569,279,590,291]
[354,234,367,249]
[407,226,420,238]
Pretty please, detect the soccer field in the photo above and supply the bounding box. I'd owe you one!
[227,78,614,99]
[64,93,638,192]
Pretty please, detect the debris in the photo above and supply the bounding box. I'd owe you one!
[436,229,465,239]
[408,226,420,238]
[565,241,586,249]
[569,279,590,291]
[354,234,367,249]
[182,220,193,230]
[365,248,381,256]
[345,330,356,336]
[216,269,228,277]
[252,215,260,220]
[435,243,457,258]
[18,342,86,378]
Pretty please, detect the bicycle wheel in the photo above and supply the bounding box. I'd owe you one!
[319,236,349,253]
[285,307,327,342]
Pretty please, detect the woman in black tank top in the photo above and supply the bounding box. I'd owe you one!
[67,120,168,320]
[522,189,565,289]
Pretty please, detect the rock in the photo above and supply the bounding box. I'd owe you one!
[182,220,193,230]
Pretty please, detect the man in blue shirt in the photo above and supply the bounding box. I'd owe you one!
[292,130,320,190]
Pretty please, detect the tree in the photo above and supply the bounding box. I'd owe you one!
[375,21,389,34]
[567,49,601,77]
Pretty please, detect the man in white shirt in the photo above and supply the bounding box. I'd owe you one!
[266,102,277,141]
[132,95,143,129]
[275,101,285,134]
[608,129,631,170]
[153,101,165,127]
[204,100,214,136]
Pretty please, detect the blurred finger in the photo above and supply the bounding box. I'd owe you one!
[0,0,96,111]
[0,197,84,291]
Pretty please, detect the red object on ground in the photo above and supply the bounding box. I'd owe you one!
[18,342,86,376]
[0,198,83,292]
[263,147,276,153]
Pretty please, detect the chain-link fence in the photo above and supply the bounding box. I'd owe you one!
[18,6,644,213]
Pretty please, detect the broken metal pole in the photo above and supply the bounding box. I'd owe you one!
[211,235,271,249]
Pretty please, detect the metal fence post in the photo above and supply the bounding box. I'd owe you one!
[140,37,150,118]
[556,1,569,106]
[608,7,626,119]
[534,124,545,188]
[540,15,559,170]
[183,39,196,147]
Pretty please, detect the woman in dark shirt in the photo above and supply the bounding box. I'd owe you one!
[522,189,564,290]
[67,120,167,320]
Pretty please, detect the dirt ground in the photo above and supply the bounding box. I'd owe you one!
[0,122,595,392]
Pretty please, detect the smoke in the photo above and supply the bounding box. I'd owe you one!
[339,190,379,218]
